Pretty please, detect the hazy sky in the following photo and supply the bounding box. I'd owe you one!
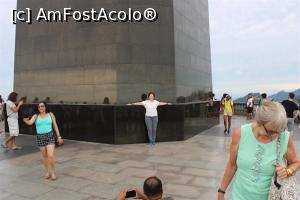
[0,0,16,100]
[0,0,299,100]
[209,0,300,98]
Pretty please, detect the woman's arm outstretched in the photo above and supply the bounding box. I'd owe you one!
[159,102,171,106]
[127,102,144,106]
[23,114,37,126]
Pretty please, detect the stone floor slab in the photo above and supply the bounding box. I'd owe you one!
[34,189,90,200]
[0,116,299,199]
[2,180,54,199]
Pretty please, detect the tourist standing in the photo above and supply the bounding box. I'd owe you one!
[1,92,23,150]
[222,95,234,134]
[258,93,268,106]
[117,176,173,200]
[207,93,217,110]
[23,101,63,180]
[220,93,228,111]
[218,101,300,200]
[0,95,4,134]
[282,93,299,134]
[128,92,171,145]
[246,94,255,120]
[220,93,227,132]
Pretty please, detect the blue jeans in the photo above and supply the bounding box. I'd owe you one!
[145,116,158,144]
[287,118,294,132]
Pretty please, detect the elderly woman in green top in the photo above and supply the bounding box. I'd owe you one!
[218,101,300,200]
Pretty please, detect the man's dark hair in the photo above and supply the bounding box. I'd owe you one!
[103,97,110,104]
[261,93,267,99]
[141,93,147,101]
[208,92,215,98]
[289,93,295,99]
[7,92,18,102]
[222,93,228,99]
[143,176,163,198]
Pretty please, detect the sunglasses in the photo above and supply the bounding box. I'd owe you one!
[262,124,278,136]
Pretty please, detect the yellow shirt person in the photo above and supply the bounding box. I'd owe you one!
[222,95,234,135]
[222,96,234,116]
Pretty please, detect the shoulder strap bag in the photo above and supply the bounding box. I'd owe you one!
[268,135,299,200]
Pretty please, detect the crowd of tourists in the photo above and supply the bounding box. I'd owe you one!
[0,91,300,199]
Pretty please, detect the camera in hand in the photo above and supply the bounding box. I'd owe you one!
[20,96,27,103]
[125,190,136,198]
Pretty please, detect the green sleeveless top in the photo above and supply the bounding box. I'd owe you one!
[230,123,290,200]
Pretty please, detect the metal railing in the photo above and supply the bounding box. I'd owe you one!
[233,103,258,115]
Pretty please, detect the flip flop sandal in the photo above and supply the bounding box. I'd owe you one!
[1,144,9,152]
[1,144,8,149]
[44,174,51,179]
[12,146,22,150]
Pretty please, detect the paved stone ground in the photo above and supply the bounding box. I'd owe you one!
[0,116,299,200]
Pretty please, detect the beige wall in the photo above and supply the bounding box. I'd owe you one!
[14,0,212,104]
[15,66,117,103]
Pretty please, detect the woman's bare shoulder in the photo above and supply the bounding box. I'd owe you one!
[232,128,241,144]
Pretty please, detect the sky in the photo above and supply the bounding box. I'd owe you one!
[0,0,16,100]
[208,0,300,99]
[0,0,299,100]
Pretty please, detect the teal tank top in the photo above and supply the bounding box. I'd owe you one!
[230,123,290,200]
[35,114,53,134]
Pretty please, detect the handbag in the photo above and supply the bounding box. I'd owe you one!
[48,113,63,147]
[268,135,299,200]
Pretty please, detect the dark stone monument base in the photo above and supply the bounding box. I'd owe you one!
[15,102,219,144]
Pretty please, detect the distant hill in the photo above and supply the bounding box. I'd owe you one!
[270,88,300,101]
[269,91,290,101]
[234,93,260,103]
[234,88,300,103]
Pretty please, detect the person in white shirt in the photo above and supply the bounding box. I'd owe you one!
[1,92,24,150]
[246,94,255,120]
[128,92,171,145]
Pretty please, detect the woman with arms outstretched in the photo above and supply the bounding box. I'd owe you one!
[128,92,171,145]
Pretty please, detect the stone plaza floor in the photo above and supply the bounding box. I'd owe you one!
[0,116,300,200]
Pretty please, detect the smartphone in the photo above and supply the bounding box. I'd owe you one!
[125,190,136,198]
[19,96,27,103]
